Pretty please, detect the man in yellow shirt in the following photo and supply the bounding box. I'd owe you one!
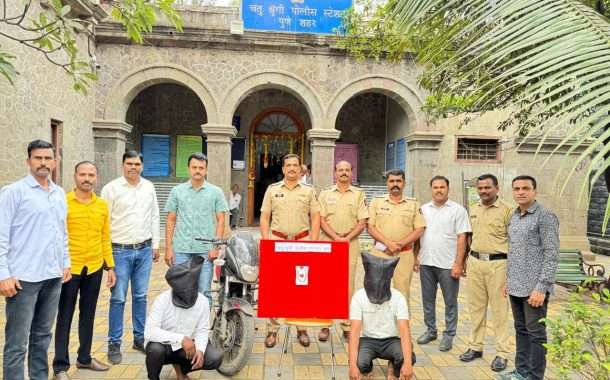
[318,160,368,342]
[52,161,117,380]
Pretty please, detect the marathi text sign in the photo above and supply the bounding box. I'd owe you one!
[243,0,352,34]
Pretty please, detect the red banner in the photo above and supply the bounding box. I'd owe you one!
[257,240,349,319]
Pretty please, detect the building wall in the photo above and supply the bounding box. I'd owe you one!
[420,112,590,250]
[0,1,96,188]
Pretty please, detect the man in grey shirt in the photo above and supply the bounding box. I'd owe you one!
[498,175,559,380]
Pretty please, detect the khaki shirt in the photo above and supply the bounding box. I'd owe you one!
[318,185,368,240]
[469,197,512,254]
[368,194,426,254]
[260,180,320,237]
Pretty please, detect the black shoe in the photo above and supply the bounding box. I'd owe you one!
[107,342,122,365]
[438,335,453,352]
[491,356,508,372]
[459,349,483,362]
[416,330,438,345]
[133,338,145,354]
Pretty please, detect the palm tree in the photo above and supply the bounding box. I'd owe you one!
[342,0,610,228]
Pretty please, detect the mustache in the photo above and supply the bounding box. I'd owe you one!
[391,186,400,191]
[81,181,93,185]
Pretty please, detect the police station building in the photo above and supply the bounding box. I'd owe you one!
[1,0,606,253]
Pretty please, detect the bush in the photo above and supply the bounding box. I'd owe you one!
[544,287,610,380]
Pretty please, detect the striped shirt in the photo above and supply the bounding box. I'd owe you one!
[507,202,559,297]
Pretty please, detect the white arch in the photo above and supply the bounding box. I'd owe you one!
[103,64,219,123]
[219,70,325,129]
[326,75,425,129]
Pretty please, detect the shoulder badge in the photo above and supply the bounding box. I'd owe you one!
[269,181,282,187]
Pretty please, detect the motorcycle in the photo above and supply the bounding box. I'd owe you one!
[195,232,259,376]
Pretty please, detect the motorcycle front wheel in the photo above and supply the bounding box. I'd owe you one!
[214,310,255,376]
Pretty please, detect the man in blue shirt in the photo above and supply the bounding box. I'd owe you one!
[0,140,71,380]
[164,152,229,306]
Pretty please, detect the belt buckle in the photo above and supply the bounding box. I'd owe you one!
[479,253,490,261]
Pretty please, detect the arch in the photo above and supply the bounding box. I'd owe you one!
[219,70,324,129]
[326,75,425,129]
[103,64,219,123]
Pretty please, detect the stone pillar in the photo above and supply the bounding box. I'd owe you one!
[405,131,443,198]
[307,129,341,191]
[93,120,133,189]
[202,123,237,197]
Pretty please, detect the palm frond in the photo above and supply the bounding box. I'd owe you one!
[391,0,610,233]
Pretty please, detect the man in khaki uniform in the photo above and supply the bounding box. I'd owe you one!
[318,160,368,342]
[459,174,512,372]
[367,169,426,303]
[260,154,320,348]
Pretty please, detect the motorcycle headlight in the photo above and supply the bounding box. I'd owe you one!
[239,264,258,282]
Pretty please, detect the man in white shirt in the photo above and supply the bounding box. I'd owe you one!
[144,256,222,380]
[300,164,312,185]
[229,184,242,229]
[416,176,471,352]
[101,151,161,364]
[349,252,414,380]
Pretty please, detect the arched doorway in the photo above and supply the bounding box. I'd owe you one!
[247,108,305,224]
[125,83,207,180]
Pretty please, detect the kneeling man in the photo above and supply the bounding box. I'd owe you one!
[144,256,222,380]
[349,252,415,380]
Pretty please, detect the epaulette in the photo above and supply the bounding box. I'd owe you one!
[269,181,283,187]
[405,196,417,201]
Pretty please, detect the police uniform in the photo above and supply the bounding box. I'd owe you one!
[466,198,512,359]
[318,185,368,332]
[260,180,320,333]
[261,180,320,241]
[368,194,426,302]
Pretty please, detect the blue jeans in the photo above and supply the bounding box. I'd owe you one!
[175,252,214,306]
[108,246,153,344]
[3,278,62,380]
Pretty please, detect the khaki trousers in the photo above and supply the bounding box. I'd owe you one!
[371,249,415,304]
[466,256,511,358]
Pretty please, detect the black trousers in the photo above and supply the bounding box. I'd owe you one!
[53,268,103,373]
[509,294,549,380]
[357,337,416,377]
[146,341,223,380]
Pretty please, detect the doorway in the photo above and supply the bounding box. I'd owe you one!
[247,108,305,224]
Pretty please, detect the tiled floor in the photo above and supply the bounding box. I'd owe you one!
[0,229,598,379]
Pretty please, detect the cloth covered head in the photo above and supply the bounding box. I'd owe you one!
[165,256,204,308]
[361,252,399,304]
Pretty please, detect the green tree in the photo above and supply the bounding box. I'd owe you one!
[339,0,610,229]
[0,0,183,93]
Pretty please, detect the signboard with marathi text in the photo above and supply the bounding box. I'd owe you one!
[141,134,170,177]
[243,0,352,34]
[258,240,349,319]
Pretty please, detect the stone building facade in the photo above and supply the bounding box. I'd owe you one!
[0,3,600,251]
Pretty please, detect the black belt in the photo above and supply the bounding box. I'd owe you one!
[112,239,152,250]
[470,251,507,261]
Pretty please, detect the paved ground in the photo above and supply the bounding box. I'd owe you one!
[1,228,607,380]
